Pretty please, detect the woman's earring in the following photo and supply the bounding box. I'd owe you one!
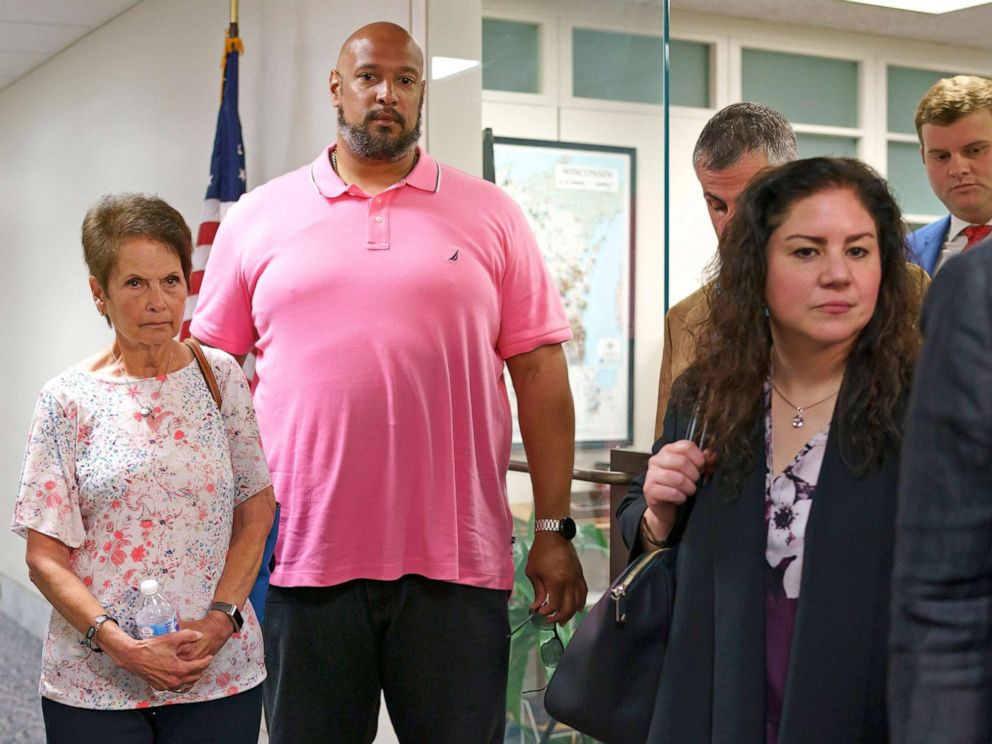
[763,306,770,318]
[96,303,111,328]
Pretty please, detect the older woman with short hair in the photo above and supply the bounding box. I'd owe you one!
[12,193,275,743]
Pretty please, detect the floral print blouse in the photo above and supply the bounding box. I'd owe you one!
[12,346,271,710]
[763,382,830,743]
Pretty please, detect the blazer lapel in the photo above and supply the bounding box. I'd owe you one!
[778,432,897,743]
[920,216,951,276]
[711,423,768,744]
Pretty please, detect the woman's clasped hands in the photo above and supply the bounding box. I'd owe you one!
[100,625,214,693]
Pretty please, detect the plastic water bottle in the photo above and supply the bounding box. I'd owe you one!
[135,579,179,638]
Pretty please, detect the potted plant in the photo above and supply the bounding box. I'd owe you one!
[505,514,607,743]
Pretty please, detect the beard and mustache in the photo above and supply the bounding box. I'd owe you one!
[337,105,423,161]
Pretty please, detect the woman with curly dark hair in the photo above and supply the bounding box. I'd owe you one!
[618,157,923,744]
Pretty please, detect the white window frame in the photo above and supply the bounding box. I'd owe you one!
[480,9,558,107]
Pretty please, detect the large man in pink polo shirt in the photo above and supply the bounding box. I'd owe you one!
[191,21,586,743]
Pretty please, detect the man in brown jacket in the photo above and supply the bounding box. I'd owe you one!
[655,103,797,437]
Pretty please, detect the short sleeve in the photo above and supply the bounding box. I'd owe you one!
[11,389,85,547]
[189,203,257,356]
[494,195,572,359]
[211,351,272,505]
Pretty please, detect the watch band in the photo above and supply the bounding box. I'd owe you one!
[534,517,577,540]
[80,614,118,652]
[209,601,244,633]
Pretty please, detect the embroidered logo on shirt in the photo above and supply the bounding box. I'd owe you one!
[448,250,459,261]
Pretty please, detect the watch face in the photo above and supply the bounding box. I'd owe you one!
[560,517,577,540]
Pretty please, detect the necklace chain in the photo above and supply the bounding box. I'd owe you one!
[771,382,839,429]
[331,148,420,183]
[113,346,174,419]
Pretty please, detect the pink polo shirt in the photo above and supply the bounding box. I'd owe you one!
[191,146,571,590]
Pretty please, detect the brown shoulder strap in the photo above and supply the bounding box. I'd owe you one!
[184,339,222,410]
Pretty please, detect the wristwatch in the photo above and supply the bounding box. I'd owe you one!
[534,517,577,540]
[80,614,118,652]
[209,601,244,633]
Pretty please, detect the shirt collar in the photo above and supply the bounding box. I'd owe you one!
[309,144,440,199]
[949,214,992,242]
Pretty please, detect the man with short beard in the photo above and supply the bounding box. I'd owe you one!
[191,21,586,744]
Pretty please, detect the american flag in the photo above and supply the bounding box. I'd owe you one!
[183,31,276,621]
[182,32,247,342]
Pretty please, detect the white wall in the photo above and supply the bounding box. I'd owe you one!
[426,0,483,173]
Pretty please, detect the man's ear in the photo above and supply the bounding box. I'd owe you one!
[330,69,341,105]
[919,145,925,164]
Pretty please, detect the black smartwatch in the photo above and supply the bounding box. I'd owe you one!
[209,601,244,633]
[534,517,577,540]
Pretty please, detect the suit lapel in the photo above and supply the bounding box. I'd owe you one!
[917,215,951,276]
[711,423,768,743]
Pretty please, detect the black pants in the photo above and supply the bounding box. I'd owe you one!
[41,685,263,744]
[263,576,510,744]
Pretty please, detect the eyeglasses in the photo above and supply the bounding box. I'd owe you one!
[508,607,565,693]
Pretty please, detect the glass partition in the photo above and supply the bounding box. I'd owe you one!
[472,1,668,738]
[423,0,990,739]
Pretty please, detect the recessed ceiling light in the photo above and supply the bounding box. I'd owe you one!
[842,0,990,12]
[431,56,480,81]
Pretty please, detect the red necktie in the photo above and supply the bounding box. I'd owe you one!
[963,224,992,251]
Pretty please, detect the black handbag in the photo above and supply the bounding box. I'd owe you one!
[543,468,697,743]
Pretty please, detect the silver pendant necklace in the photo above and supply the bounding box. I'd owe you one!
[113,346,173,418]
[771,382,839,428]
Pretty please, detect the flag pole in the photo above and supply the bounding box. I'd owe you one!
[229,0,239,36]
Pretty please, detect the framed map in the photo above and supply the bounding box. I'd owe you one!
[493,137,635,447]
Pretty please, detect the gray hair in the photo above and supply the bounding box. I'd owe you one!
[692,102,798,171]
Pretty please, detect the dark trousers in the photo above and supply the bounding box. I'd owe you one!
[41,685,262,744]
[263,576,510,744]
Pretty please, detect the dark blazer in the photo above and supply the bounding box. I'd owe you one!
[889,239,992,744]
[905,216,950,277]
[619,403,899,744]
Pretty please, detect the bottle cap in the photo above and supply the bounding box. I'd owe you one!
[139,579,160,596]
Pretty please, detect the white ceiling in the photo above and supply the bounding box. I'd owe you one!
[0,0,141,90]
[674,0,992,49]
[0,0,990,92]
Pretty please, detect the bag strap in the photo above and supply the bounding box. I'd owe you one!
[184,338,222,410]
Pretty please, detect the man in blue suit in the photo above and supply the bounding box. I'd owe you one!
[907,75,992,275]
